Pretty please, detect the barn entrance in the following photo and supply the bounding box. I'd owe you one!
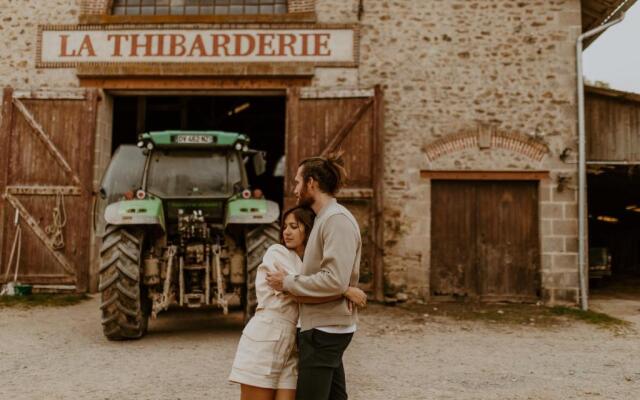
[110,93,286,205]
[430,180,541,301]
[588,166,640,295]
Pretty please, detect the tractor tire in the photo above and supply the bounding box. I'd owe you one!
[99,225,149,340]
[244,222,280,323]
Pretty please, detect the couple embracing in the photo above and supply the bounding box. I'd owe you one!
[229,153,366,400]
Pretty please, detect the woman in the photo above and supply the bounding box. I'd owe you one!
[228,206,367,400]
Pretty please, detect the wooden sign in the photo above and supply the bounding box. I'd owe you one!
[37,26,357,67]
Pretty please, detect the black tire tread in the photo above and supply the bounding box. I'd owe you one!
[98,226,147,340]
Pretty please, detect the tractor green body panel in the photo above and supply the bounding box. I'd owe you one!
[226,198,280,225]
[104,198,166,231]
[142,130,248,148]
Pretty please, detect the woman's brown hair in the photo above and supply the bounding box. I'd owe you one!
[298,151,348,196]
[280,206,316,246]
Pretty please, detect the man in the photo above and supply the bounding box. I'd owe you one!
[266,153,362,400]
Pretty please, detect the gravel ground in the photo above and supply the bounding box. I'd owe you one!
[0,295,639,400]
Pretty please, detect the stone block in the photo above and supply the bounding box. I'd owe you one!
[540,186,552,202]
[558,11,581,26]
[563,203,577,219]
[552,253,578,270]
[542,236,564,253]
[550,271,579,287]
[553,219,578,236]
[541,220,553,235]
[564,236,578,253]
[541,203,563,219]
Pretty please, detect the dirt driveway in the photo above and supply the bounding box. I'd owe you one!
[1,296,639,400]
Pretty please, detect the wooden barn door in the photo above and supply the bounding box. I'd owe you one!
[0,88,99,292]
[285,87,384,300]
[431,180,540,301]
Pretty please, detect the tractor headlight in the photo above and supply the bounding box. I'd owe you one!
[234,142,243,151]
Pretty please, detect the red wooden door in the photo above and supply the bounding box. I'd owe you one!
[285,87,384,299]
[0,88,98,291]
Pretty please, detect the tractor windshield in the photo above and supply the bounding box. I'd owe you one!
[146,149,243,198]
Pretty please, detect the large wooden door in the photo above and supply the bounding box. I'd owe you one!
[431,180,540,301]
[0,88,98,291]
[285,87,384,299]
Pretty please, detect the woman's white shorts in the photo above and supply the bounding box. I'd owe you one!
[228,311,298,390]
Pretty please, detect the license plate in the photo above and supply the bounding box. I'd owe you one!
[174,135,214,144]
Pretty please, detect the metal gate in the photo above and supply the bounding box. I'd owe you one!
[0,88,98,292]
[284,86,384,299]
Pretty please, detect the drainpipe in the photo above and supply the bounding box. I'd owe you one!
[576,13,625,311]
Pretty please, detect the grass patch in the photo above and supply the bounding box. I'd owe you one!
[0,293,91,309]
[399,301,630,330]
[550,306,629,328]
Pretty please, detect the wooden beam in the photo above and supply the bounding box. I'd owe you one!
[76,63,316,78]
[336,188,374,199]
[421,170,550,181]
[13,90,87,100]
[300,88,375,99]
[321,97,374,156]
[79,77,312,90]
[372,85,385,302]
[0,87,15,275]
[6,186,82,196]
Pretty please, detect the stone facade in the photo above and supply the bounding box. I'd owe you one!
[0,0,583,303]
[315,0,581,303]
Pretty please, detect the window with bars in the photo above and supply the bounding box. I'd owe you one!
[111,0,288,16]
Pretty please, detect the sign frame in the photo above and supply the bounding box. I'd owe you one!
[36,24,360,69]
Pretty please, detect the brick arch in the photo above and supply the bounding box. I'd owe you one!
[423,128,549,162]
[81,0,315,15]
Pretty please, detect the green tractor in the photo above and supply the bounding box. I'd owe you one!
[96,130,280,340]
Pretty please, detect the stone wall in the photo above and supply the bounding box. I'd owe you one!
[0,0,583,303]
[316,0,582,303]
[0,0,80,98]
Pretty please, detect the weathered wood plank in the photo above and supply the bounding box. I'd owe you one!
[586,89,640,162]
[13,90,87,100]
[300,88,375,99]
[421,170,549,181]
[372,85,385,301]
[6,185,82,196]
[12,98,82,185]
[3,193,76,275]
[321,97,373,157]
[0,87,15,276]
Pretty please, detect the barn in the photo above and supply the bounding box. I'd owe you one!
[0,0,636,305]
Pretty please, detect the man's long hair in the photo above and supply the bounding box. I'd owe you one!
[298,151,348,196]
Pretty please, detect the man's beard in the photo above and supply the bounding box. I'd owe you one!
[296,184,314,207]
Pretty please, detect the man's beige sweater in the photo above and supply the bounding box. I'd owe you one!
[283,199,361,331]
